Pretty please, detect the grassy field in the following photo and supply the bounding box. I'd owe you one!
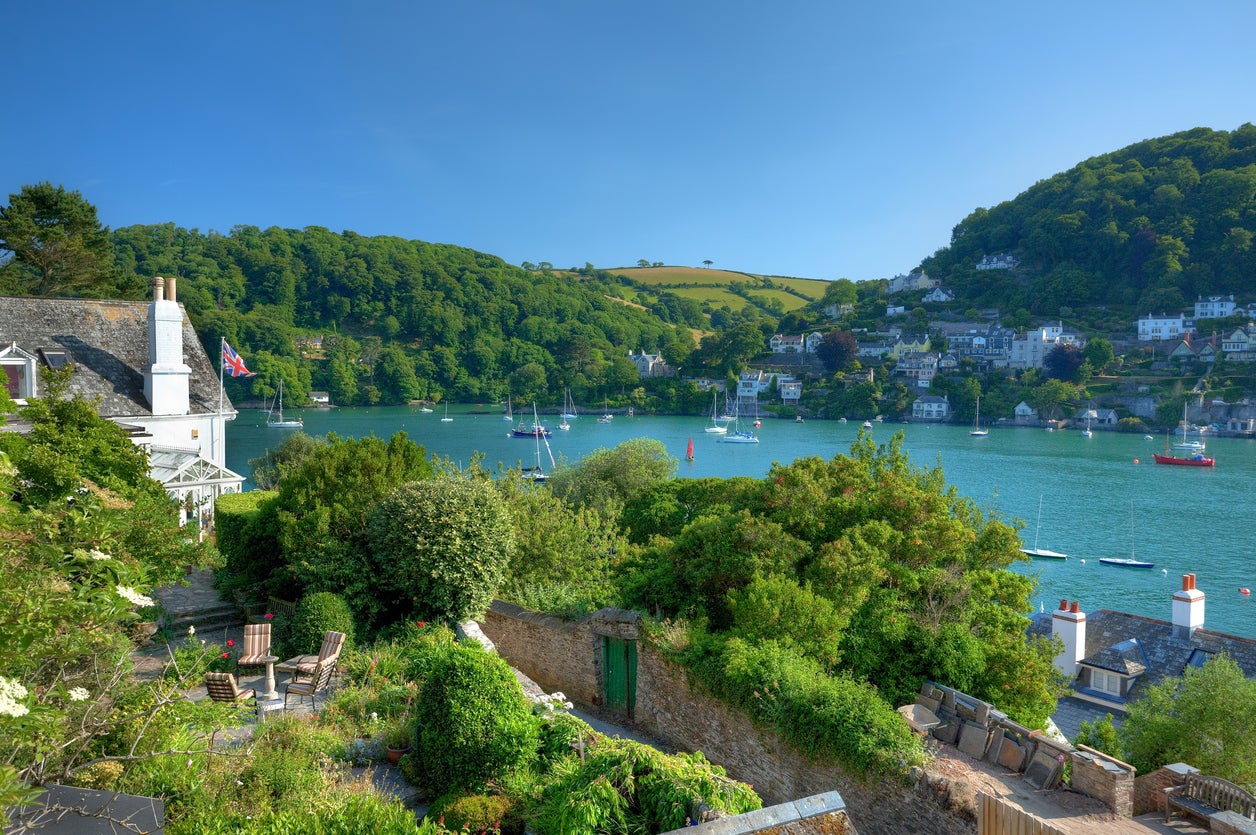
[609,266,828,313]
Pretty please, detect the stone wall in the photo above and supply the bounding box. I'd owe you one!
[480,604,977,835]
[1133,762,1196,817]
[1068,745,1134,818]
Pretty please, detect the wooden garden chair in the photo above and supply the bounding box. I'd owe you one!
[284,658,336,713]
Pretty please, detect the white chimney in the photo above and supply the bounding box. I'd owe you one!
[144,276,191,415]
[1172,574,1205,638]
[1052,599,1087,677]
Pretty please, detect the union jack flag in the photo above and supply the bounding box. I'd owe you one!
[221,339,255,378]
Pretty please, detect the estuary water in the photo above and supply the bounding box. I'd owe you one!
[227,405,1256,639]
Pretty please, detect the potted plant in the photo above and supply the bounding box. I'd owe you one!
[383,720,413,764]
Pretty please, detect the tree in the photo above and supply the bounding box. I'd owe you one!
[273,432,434,625]
[703,260,714,268]
[1121,655,1256,785]
[368,477,516,625]
[548,438,676,515]
[0,183,115,296]
[1083,337,1115,372]
[1043,344,1086,382]
[815,330,858,373]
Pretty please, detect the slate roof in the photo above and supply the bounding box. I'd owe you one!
[0,297,230,417]
[1029,608,1256,701]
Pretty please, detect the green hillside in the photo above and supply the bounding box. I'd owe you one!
[919,124,1256,319]
[610,266,827,315]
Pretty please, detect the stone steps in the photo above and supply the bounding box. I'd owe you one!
[167,603,242,637]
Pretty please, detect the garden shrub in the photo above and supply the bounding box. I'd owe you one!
[428,791,521,835]
[213,490,279,590]
[413,643,538,797]
[367,477,515,625]
[286,591,355,656]
[711,636,926,775]
[532,737,760,835]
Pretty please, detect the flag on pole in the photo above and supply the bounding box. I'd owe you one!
[221,340,256,378]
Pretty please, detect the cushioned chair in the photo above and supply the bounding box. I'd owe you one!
[204,672,255,703]
[293,630,346,687]
[284,658,335,713]
[236,623,271,674]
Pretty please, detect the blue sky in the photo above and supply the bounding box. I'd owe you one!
[5,1,1255,282]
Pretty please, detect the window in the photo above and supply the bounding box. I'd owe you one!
[1092,671,1123,696]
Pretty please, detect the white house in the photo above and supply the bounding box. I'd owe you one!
[1222,327,1256,361]
[768,334,805,354]
[1137,313,1190,342]
[0,277,244,527]
[975,254,1020,271]
[922,287,955,303]
[779,380,802,404]
[886,305,906,317]
[911,394,949,421]
[1194,295,1239,320]
[1007,323,1083,371]
[886,271,936,294]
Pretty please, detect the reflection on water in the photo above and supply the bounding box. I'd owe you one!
[228,406,1256,638]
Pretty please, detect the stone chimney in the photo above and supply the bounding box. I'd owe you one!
[144,276,191,415]
[1052,599,1087,678]
[1172,574,1204,639]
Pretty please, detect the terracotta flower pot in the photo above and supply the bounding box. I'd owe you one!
[386,745,410,764]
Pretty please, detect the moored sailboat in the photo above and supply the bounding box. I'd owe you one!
[1020,495,1067,560]
[266,380,304,429]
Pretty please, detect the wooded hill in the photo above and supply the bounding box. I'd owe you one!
[918,124,1256,319]
[108,225,702,407]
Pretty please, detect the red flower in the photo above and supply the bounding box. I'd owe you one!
[416,621,426,628]
[221,651,230,659]
[226,639,235,647]
[264,612,274,620]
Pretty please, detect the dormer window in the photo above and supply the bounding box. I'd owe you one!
[1,342,39,401]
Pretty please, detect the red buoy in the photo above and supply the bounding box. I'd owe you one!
[1241,588,1251,595]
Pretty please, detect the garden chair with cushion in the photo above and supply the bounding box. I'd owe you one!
[284,658,336,713]
[235,622,271,675]
[204,672,256,704]
[294,630,346,683]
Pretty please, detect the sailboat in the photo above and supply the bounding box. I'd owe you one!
[1154,430,1214,467]
[1082,416,1093,438]
[1172,402,1205,452]
[685,436,695,462]
[561,389,578,420]
[521,403,550,482]
[704,388,727,434]
[719,400,759,444]
[716,391,736,423]
[1020,495,1067,560]
[597,398,613,424]
[440,402,453,422]
[502,396,514,422]
[266,380,304,429]
[969,395,988,437]
[1100,502,1154,569]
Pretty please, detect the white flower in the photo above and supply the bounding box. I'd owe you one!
[88,549,111,561]
[115,585,156,609]
[0,677,30,718]
[187,625,196,636]
[68,687,90,702]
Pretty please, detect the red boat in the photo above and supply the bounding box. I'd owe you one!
[1153,452,1215,467]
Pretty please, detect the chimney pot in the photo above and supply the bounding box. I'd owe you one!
[165,276,177,302]
[152,276,165,302]
[1059,599,1068,611]
[1070,601,1080,613]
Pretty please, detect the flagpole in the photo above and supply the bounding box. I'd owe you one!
[218,338,225,465]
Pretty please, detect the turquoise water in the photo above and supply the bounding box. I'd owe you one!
[227,405,1256,639]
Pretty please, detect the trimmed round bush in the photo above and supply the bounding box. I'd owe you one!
[367,477,515,625]
[287,591,355,656]
[414,643,538,797]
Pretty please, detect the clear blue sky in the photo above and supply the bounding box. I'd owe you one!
[5,1,1255,282]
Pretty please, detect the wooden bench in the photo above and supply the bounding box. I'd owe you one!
[1165,773,1256,827]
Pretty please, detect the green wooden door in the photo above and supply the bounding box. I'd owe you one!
[602,636,637,717]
